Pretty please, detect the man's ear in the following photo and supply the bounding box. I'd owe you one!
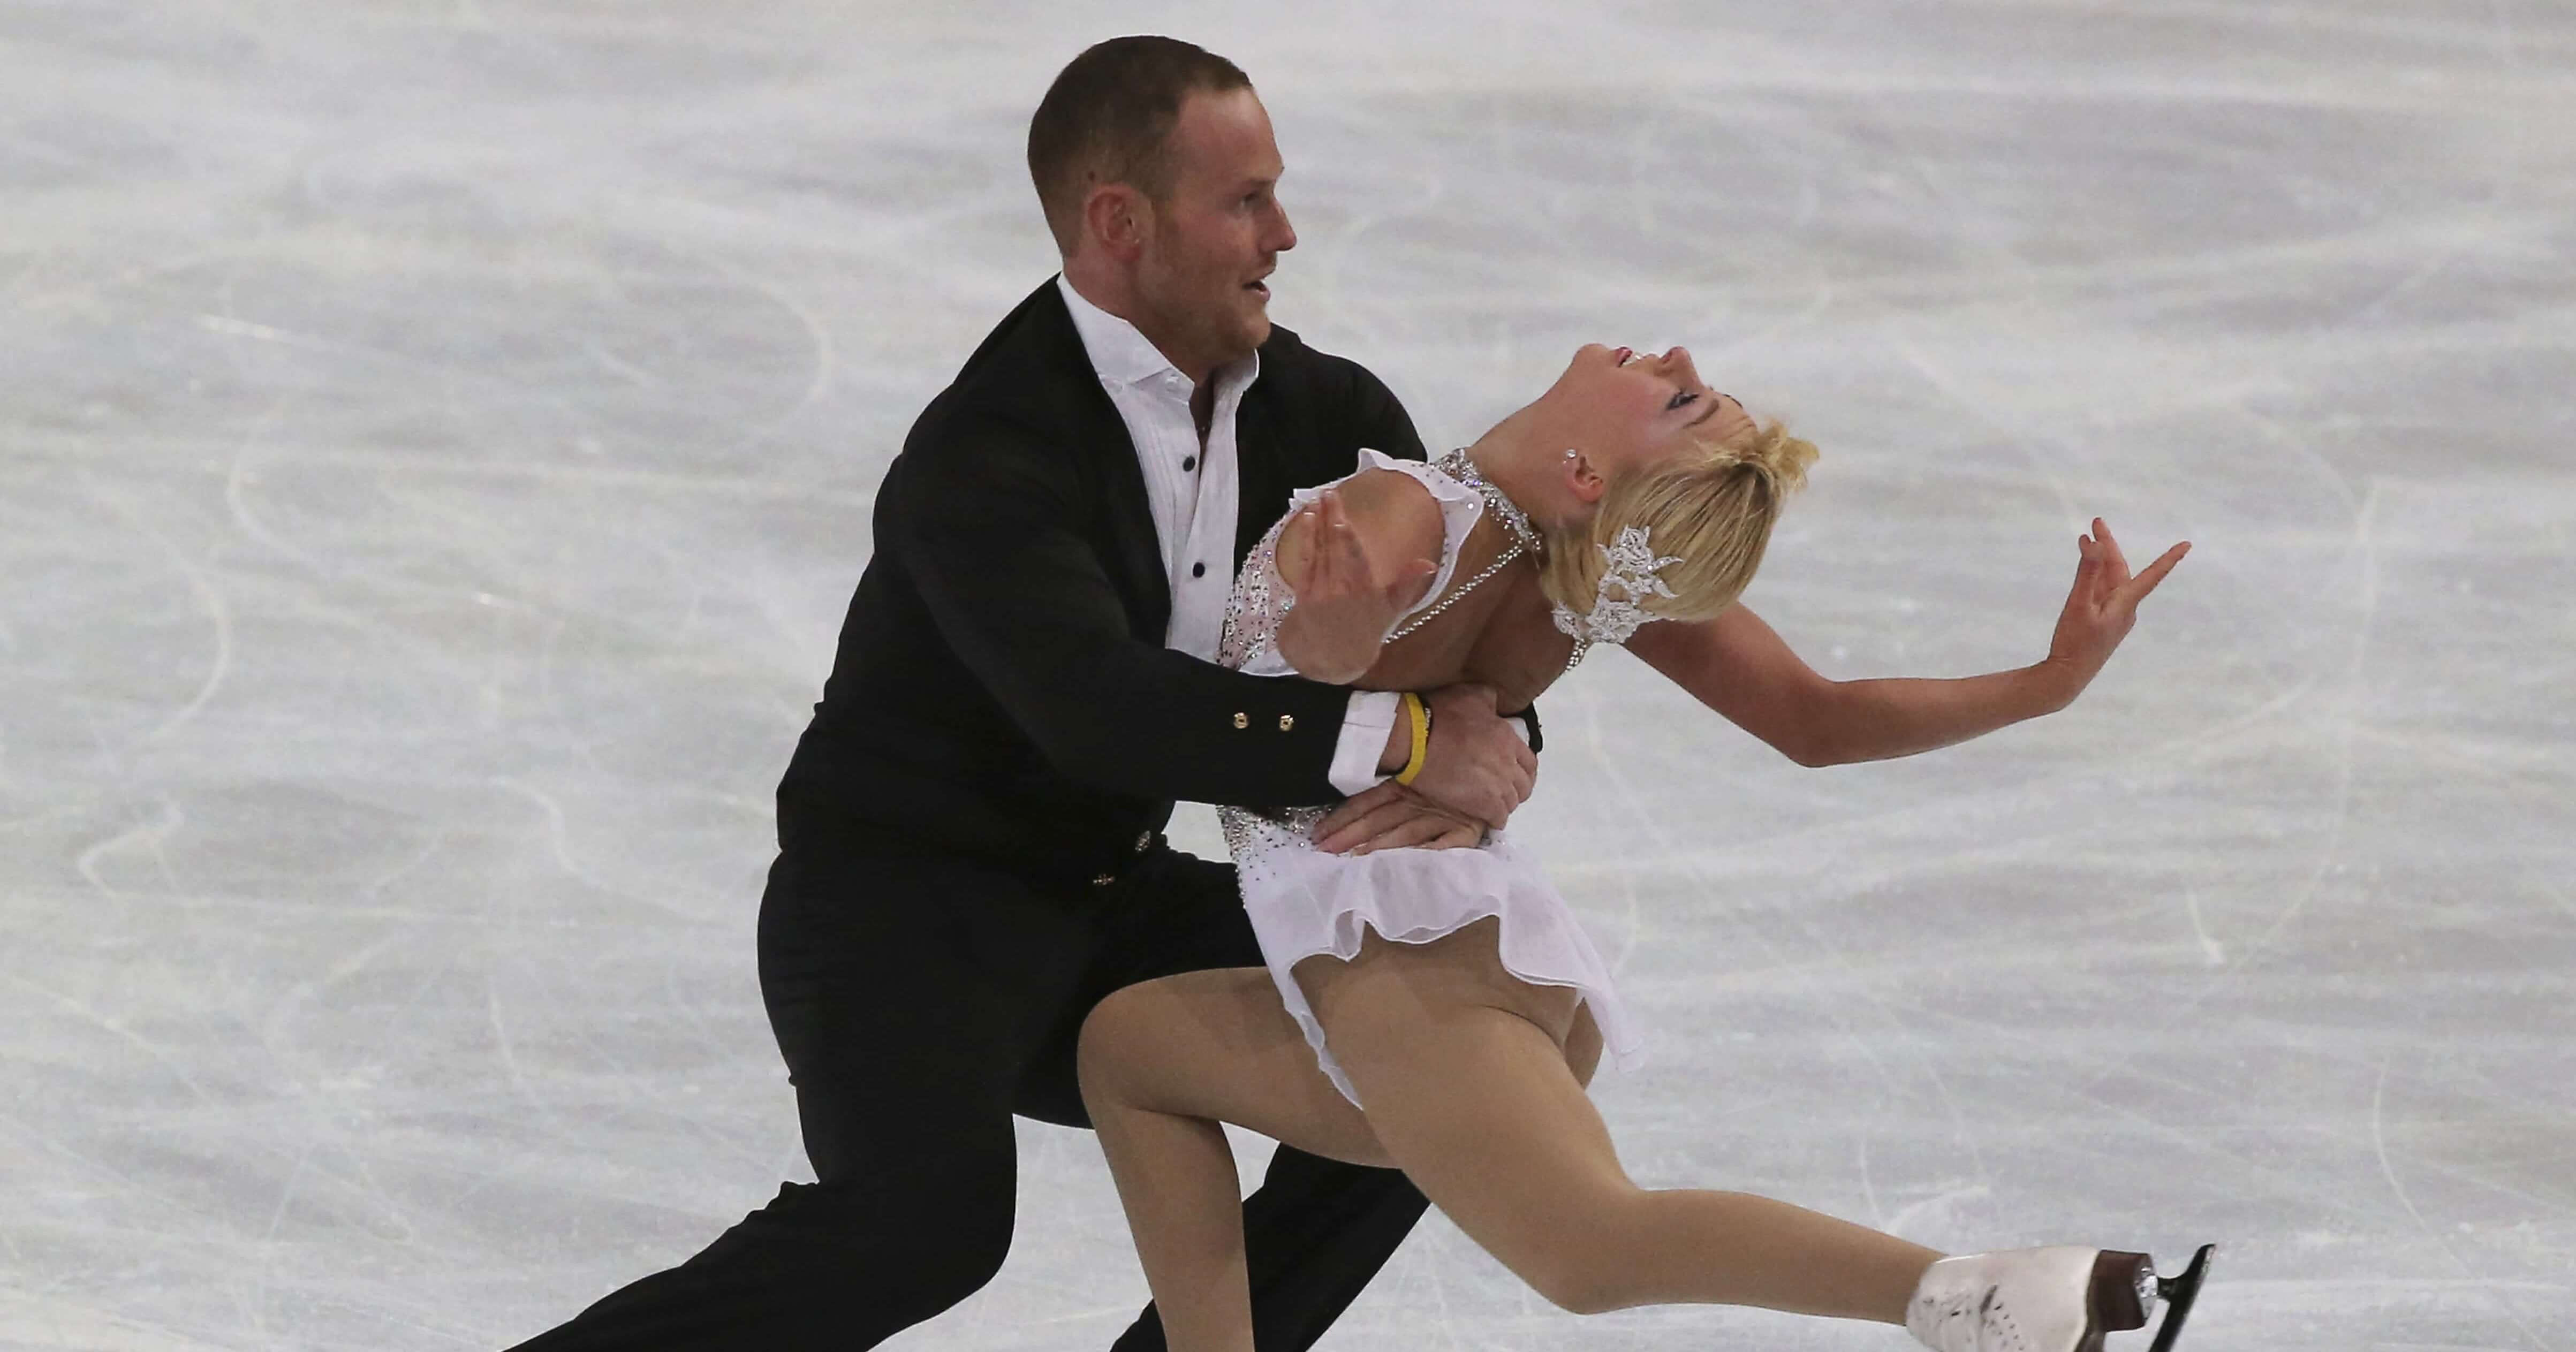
[1082,181,1148,262]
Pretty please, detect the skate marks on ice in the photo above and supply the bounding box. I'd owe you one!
[6,1,2576,1349]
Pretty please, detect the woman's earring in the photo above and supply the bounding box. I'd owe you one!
[1563,449,1580,462]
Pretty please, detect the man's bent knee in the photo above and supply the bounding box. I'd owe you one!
[753,1179,1015,1330]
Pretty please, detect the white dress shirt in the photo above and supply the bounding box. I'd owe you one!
[1057,277,1400,795]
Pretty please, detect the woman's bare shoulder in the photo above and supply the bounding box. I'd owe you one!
[1276,466,1446,583]
[1334,466,1445,553]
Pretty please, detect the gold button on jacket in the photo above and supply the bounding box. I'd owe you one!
[1277,715,1295,732]
[1231,712,1249,729]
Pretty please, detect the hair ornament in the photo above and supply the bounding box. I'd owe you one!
[1550,526,1684,650]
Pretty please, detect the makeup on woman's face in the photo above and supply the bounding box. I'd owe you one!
[1561,344,1748,470]
[1620,346,1745,431]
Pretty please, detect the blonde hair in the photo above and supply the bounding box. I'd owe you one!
[1536,419,1819,626]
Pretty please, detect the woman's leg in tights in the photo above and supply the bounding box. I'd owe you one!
[1303,921,1941,1318]
[1079,967,1391,1352]
[1079,920,1942,1349]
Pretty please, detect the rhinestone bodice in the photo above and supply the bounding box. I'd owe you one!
[1218,449,1586,681]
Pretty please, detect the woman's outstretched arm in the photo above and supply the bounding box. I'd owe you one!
[1627,519,2188,767]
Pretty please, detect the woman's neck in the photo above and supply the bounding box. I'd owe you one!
[1464,406,1579,533]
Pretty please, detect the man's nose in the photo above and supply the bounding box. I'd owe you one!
[1269,201,1298,253]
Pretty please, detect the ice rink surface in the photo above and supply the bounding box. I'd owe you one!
[5,1,2573,1347]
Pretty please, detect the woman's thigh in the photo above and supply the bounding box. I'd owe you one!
[1079,967,1390,1169]
[1292,920,1636,1253]
[1291,917,1589,1060]
[1566,1002,1604,1088]
[1020,848,1262,1127]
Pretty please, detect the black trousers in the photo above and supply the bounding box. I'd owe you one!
[506,839,1429,1350]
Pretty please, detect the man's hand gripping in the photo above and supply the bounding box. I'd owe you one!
[1314,684,1536,855]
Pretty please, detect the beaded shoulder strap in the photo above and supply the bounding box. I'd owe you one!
[1420,450,1610,675]
[1384,450,1543,643]
[1432,448,1541,552]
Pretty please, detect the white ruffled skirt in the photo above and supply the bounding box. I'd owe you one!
[1219,806,1644,1107]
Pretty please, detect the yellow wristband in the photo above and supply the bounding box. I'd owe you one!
[1393,691,1430,786]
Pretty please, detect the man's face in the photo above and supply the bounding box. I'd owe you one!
[1134,87,1297,377]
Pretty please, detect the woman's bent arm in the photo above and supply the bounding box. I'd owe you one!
[1274,470,1445,683]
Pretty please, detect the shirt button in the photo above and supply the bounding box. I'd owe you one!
[1192,562,1206,578]
[1092,872,1116,887]
[1278,715,1295,732]
[1232,712,1249,730]
[1183,455,1197,472]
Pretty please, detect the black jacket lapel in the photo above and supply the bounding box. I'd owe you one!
[992,280,1172,641]
[1233,403,1287,571]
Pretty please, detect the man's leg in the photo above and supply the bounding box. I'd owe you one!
[1034,849,1432,1352]
[506,847,1094,1350]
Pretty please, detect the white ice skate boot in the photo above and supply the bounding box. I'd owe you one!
[1905,1244,2214,1352]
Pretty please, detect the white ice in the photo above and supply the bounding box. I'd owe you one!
[4,2,2572,1349]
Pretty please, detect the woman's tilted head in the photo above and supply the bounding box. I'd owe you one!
[1521,344,1817,628]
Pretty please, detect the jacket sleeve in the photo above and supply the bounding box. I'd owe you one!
[883,417,1355,808]
[1336,353,1429,462]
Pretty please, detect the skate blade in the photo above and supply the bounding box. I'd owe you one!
[2145,1244,2217,1352]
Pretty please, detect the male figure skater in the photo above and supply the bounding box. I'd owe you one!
[507,35,1537,1350]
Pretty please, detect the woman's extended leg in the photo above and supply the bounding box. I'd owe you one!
[1081,920,1940,1336]
[1078,967,1390,1352]
[1297,921,1942,1318]
[1084,925,2200,1351]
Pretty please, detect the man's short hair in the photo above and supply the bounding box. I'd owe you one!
[1027,36,1252,256]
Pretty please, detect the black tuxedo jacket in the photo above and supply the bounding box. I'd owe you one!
[776,279,1429,888]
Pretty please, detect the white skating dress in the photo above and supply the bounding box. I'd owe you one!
[1216,449,1643,1107]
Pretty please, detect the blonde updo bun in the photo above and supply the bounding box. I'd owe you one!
[1537,418,1818,627]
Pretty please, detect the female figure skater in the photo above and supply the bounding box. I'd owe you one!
[1076,342,2210,1352]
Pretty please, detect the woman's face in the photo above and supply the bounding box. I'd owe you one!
[1543,343,1751,477]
